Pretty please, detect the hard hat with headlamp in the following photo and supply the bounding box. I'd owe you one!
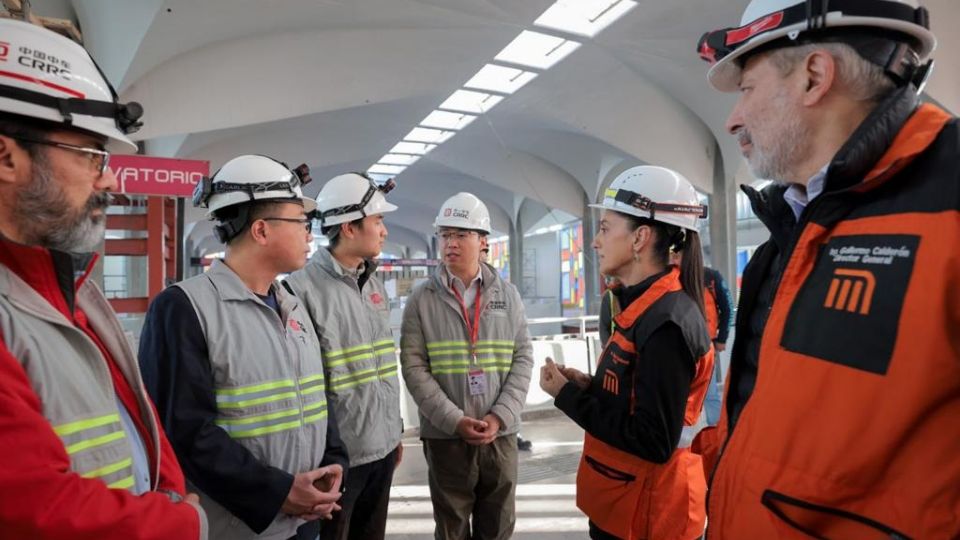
[591,166,707,232]
[697,0,936,93]
[316,172,397,229]
[0,18,144,152]
[193,154,316,242]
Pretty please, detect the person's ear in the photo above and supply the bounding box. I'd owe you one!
[632,225,651,258]
[0,135,26,186]
[249,219,270,245]
[801,49,837,107]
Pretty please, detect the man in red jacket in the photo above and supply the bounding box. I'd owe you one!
[0,17,206,540]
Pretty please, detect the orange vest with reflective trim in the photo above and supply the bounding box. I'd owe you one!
[707,104,960,538]
[577,268,714,540]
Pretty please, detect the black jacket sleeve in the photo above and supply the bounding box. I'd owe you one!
[716,274,733,344]
[554,322,696,463]
[706,267,734,344]
[598,290,613,346]
[138,287,293,533]
[318,399,349,474]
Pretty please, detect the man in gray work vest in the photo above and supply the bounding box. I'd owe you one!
[139,154,348,540]
[286,172,403,540]
[401,192,534,540]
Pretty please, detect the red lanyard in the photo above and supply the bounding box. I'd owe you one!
[450,278,483,363]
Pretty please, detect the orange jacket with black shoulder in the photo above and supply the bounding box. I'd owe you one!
[559,268,714,540]
[707,90,960,538]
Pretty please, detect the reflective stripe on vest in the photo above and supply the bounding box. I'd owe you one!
[324,338,398,392]
[215,375,328,439]
[53,413,135,488]
[426,339,514,375]
[328,362,398,392]
[324,339,395,368]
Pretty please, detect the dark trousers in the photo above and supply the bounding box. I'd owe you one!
[319,447,398,540]
[423,435,518,540]
[288,520,320,540]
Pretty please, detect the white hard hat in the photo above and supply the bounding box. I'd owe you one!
[590,166,706,232]
[435,192,491,234]
[698,0,937,92]
[193,155,317,218]
[0,19,143,152]
[317,172,397,227]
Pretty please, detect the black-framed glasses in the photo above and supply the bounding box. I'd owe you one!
[12,136,110,177]
[261,217,313,233]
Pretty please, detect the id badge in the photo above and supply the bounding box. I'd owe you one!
[468,368,487,396]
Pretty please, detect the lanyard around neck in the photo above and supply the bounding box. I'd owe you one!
[449,278,483,362]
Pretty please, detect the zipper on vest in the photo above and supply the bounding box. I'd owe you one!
[274,308,306,429]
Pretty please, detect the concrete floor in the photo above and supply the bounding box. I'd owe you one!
[385,413,589,539]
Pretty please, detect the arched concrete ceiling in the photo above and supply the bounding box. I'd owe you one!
[379,223,430,257]
[31,0,958,252]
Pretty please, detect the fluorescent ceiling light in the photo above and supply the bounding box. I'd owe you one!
[463,64,537,94]
[534,0,637,38]
[421,110,477,130]
[494,30,581,70]
[380,154,420,166]
[390,141,437,155]
[404,127,455,144]
[369,164,406,175]
[439,90,504,114]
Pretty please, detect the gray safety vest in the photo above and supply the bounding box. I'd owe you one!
[286,248,401,466]
[0,262,154,492]
[400,263,534,439]
[176,260,327,540]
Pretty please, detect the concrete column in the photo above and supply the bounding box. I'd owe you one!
[581,194,600,316]
[509,215,523,288]
[707,141,739,299]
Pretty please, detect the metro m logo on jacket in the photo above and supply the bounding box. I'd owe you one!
[781,234,919,375]
[706,102,960,539]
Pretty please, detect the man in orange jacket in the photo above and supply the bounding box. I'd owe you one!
[695,0,959,537]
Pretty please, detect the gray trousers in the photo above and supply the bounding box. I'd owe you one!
[422,434,518,540]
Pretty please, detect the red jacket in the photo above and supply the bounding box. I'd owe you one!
[0,238,204,539]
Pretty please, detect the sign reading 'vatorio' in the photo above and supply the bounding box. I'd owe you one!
[108,155,210,197]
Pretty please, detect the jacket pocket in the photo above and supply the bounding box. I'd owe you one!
[576,453,649,540]
[761,489,912,540]
[585,455,636,482]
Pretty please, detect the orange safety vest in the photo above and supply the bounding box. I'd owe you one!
[704,285,719,340]
[707,104,960,538]
[577,268,714,540]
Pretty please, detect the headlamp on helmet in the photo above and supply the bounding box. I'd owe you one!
[697,0,936,92]
[318,173,396,224]
[193,160,312,209]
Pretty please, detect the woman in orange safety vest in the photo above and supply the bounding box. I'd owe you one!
[540,165,715,540]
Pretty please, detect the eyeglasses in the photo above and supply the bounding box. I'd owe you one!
[436,230,478,242]
[12,136,111,177]
[262,217,313,233]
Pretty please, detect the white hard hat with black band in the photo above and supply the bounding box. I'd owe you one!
[609,188,708,223]
[697,0,936,93]
[0,19,145,152]
[591,166,706,232]
[318,173,397,228]
[193,155,317,242]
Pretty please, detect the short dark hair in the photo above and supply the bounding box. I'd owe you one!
[322,218,364,249]
[0,113,55,159]
[212,199,301,244]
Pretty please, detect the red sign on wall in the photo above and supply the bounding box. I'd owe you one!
[109,155,209,197]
